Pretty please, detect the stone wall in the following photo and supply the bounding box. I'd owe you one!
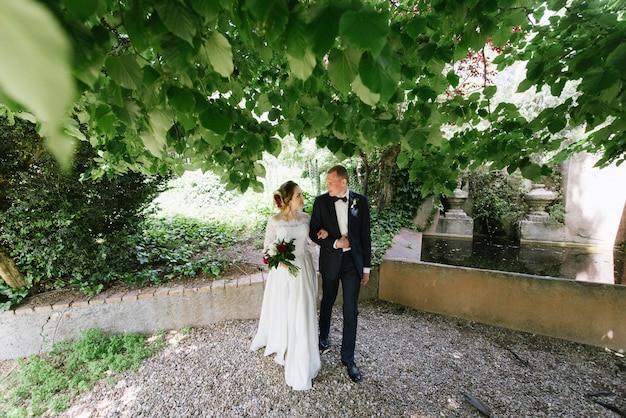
[379,259,626,352]
[562,152,626,247]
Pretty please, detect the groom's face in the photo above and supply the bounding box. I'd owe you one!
[325,171,347,197]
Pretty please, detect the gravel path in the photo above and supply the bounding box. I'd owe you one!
[55,300,624,417]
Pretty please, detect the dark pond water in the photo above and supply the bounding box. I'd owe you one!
[420,235,625,284]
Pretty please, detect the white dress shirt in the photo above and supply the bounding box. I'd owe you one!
[334,189,350,251]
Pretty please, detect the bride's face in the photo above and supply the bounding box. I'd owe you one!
[289,186,305,210]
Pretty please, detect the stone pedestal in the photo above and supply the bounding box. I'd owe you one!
[436,188,474,236]
[436,216,474,236]
[519,219,569,242]
[519,184,564,241]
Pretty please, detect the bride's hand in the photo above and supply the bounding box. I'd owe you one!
[317,228,329,239]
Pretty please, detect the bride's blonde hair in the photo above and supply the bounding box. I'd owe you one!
[273,180,298,209]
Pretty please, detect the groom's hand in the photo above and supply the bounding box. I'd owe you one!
[336,234,350,249]
[317,228,329,239]
[361,272,370,285]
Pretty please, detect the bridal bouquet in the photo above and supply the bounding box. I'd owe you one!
[263,238,300,277]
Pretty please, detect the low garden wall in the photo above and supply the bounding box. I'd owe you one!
[378,259,626,352]
[0,269,380,360]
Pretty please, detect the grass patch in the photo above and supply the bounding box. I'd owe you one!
[0,328,165,417]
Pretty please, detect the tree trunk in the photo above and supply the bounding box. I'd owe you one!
[357,150,370,196]
[0,251,27,288]
[376,144,401,210]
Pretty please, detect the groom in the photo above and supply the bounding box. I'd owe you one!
[309,165,371,382]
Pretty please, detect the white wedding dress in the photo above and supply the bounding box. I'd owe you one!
[250,214,321,391]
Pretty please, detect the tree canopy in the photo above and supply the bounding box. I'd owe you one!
[1,0,625,196]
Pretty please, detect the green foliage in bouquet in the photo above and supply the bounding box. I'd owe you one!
[263,238,299,277]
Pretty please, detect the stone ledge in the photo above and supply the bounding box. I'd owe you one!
[0,277,266,359]
[0,267,379,360]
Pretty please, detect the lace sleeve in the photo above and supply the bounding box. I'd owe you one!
[263,217,277,250]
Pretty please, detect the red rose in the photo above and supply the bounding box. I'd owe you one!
[277,244,288,253]
[262,256,269,264]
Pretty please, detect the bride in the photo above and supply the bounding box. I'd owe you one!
[250,180,321,391]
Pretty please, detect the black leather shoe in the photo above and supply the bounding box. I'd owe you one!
[342,361,362,382]
[319,338,330,354]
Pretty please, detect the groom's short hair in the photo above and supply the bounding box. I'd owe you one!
[328,165,348,180]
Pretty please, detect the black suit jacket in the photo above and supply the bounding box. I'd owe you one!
[309,191,371,280]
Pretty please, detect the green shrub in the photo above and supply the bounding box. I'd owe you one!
[131,215,255,285]
[0,117,167,299]
[468,170,526,237]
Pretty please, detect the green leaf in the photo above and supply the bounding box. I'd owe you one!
[462,24,488,51]
[286,4,307,59]
[140,110,172,157]
[246,0,282,22]
[502,8,528,26]
[305,107,333,129]
[579,68,620,94]
[484,85,497,99]
[105,55,142,90]
[167,87,196,113]
[253,162,266,177]
[306,3,341,56]
[491,25,511,47]
[200,107,232,135]
[520,162,543,180]
[60,0,98,20]
[214,150,231,165]
[427,128,443,147]
[606,43,626,77]
[264,1,289,45]
[546,0,567,10]
[202,31,234,77]
[287,49,316,80]
[0,0,75,125]
[200,128,223,148]
[396,152,409,169]
[339,7,389,56]
[160,36,195,79]
[154,0,197,45]
[359,46,400,103]
[405,128,428,149]
[405,16,427,39]
[446,71,460,88]
[525,59,544,81]
[517,79,534,93]
[246,133,264,153]
[256,94,272,114]
[40,121,77,170]
[264,136,282,156]
[190,0,224,21]
[268,108,281,121]
[547,116,567,134]
[351,75,380,106]
[124,7,152,52]
[328,47,361,95]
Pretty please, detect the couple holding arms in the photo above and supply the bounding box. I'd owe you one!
[250,165,372,391]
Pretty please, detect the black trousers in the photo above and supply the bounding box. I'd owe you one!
[318,252,361,364]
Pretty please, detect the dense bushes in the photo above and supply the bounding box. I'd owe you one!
[468,170,526,237]
[0,117,166,297]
